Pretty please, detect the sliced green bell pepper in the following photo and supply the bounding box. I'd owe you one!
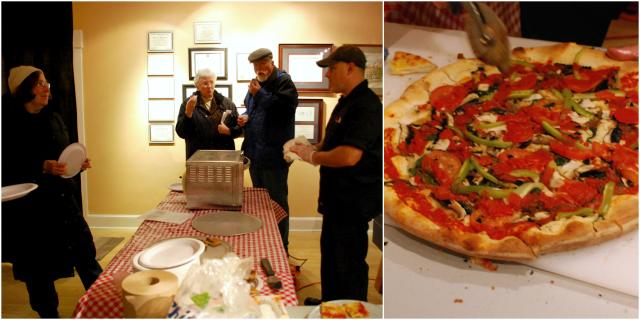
[510,169,540,181]
[597,181,615,216]
[555,208,595,220]
[470,158,511,187]
[509,89,535,100]
[541,120,588,150]
[463,130,513,148]
[562,88,595,120]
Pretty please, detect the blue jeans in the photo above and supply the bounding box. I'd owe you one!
[249,166,290,250]
[320,212,370,301]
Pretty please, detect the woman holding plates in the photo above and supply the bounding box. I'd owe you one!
[1,66,102,318]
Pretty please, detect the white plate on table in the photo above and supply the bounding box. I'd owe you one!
[168,182,183,192]
[2,183,38,202]
[307,299,381,319]
[58,143,86,178]
[138,237,205,269]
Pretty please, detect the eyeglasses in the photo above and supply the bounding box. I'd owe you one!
[36,80,51,89]
[198,81,215,87]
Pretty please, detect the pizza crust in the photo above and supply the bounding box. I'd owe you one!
[385,186,537,261]
[512,42,638,78]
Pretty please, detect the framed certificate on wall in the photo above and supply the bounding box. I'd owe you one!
[189,48,227,80]
[294,98,323,144]
[148,31,173,52]
[279,44,333,93]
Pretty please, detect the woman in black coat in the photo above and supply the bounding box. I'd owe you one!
[1,66,102,318]
[176,68,242,159]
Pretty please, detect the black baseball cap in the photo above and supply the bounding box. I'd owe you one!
[316,45,366,69]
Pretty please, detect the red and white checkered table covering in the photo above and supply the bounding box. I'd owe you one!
[73,188,295,318]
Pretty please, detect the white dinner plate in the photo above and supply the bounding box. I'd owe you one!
[138,237,205,269]
[168,182,183,192]
[2,183,38,202]
[58,143,87,178]
[307,299,381,319]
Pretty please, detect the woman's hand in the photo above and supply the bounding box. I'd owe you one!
[81,158,92,171]
[185,95,198,118]
[43,160,67,176]
[218,123,231,135]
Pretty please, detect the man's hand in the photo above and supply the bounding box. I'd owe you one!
[290,144,317,166]
[248,79,261,96]
[607,45,638,61]
[237,114,249,127]
[185,95,198,118]
[43,160,67,176]
[218,123,231,135]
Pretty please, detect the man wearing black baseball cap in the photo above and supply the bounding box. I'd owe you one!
[291,45,382,302]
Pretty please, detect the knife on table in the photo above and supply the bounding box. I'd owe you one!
[260,258,283,290]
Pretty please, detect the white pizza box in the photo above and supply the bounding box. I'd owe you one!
[525,230,638,296]
[384,22,638,318]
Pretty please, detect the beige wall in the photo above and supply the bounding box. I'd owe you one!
[72,2,382,217]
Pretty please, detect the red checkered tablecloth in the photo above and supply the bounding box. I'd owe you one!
[73,188,295,318]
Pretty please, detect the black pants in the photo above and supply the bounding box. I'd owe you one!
[24,256,102,318]
[320,212,371,301]
[249,166,290,250]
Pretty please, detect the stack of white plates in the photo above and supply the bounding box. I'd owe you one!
[132,238,205,283]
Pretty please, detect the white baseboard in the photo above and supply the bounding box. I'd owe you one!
[87,213,324,231]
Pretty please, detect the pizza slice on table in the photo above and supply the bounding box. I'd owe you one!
[384,42,638,261]
[320,303,348,318]
[389,51,437,75]
[343,301,369,318]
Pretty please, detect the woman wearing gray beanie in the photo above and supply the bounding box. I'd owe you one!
[2,66,102,318]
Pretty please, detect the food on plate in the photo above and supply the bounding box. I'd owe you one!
[389,51,437,75]
[320,303,348,318]
[320,301,370,318]
[384,42,638,260]
[343,301,370,318]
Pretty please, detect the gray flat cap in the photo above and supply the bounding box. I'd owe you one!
[248,48,273,63]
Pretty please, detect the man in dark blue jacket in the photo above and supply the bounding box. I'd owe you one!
[238,48,298,250]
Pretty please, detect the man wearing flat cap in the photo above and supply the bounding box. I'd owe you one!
[238,48,298,251]
[291,45,382,302]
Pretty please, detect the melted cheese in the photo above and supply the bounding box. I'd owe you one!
[592,119,616,143]
[431,139,450,151]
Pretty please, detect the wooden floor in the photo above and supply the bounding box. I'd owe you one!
[1,229,382,318]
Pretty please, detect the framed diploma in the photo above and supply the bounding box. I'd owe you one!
[182,84,197,101]
[348,44,383,95]
[279,44,332,93]
[194,21,221,44]
[148,77,174,99]
[215,84,232,101]
[188,47,227,80]
[294,98,323,144]
[148,31,173,52]
[149,123,174,144]
[236,52,254,82]
[147,53,174,76]
[148,100,175,122]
